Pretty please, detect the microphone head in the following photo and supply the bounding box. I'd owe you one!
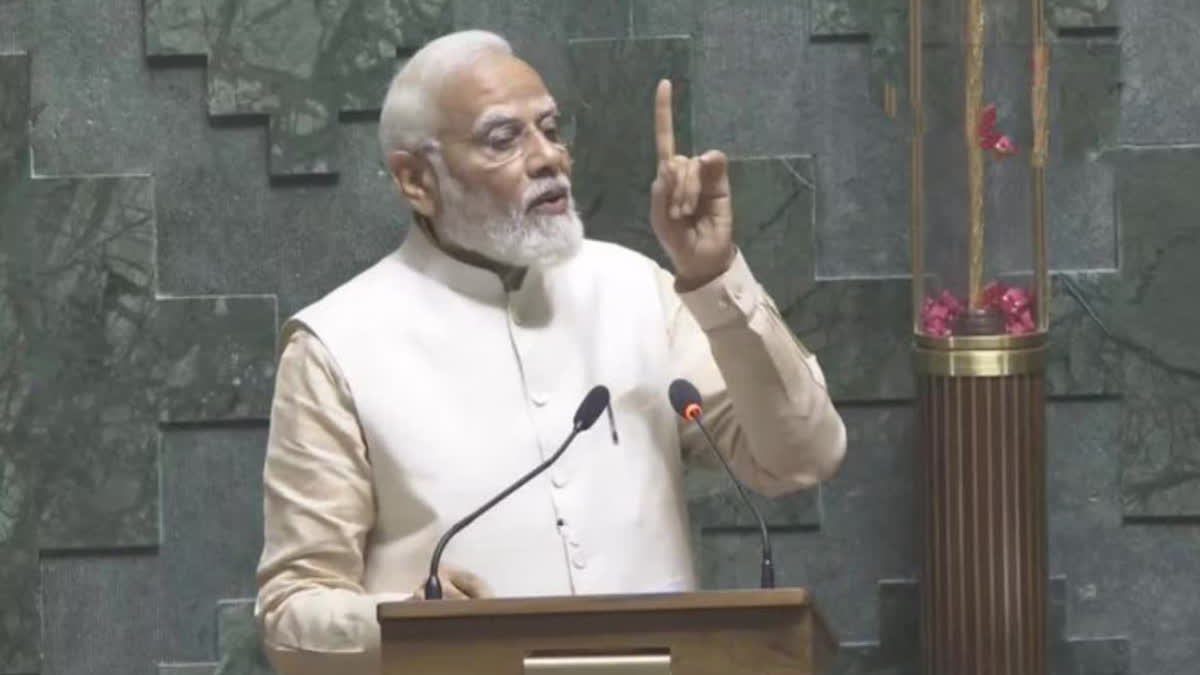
[574,385,611,430]
[668,378,703,421]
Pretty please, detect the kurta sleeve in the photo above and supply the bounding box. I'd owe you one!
[255,326,405,675]
[659,249,847,496]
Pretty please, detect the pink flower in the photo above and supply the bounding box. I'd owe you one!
[981,281,1007,310]
[920,289,967,336]
[937,289,964,314]
[920,281,1037,337]
[978,104,1018,160]
[1001,286,1031,314]
[1006,308,1036,335]
[991,135,1017,159]
[978,104,1000,149]
[924,318,952,336]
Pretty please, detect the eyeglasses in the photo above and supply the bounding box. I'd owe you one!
[444,114,573,170]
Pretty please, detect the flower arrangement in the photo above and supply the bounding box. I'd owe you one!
[917,97,1036,338]
[978,104,1016,160]
[920,281,1036,336]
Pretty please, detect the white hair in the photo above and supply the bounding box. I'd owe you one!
[378,30,513,157]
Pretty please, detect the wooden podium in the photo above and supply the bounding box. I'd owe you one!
[378,588,836,674]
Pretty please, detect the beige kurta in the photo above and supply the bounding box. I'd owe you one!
[255,226,846,675]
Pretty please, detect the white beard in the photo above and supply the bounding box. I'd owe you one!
[430,159,584,268]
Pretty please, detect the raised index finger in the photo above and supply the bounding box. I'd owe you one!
[654,79,674,162]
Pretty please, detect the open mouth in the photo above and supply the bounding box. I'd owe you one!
[527,186,568,213]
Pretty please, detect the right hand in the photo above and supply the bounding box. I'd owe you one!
[409,565,492,600]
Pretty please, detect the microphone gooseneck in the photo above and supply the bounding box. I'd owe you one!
[423,385,611,599]
[668,378,775,589]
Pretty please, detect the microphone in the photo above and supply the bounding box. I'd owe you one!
[668,378,775,589]
[423,385,611,599]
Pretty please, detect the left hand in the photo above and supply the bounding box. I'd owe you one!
[650,79,735,290]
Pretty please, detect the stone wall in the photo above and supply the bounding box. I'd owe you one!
[2,1,1198,673]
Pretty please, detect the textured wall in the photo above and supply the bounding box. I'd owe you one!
[2,1,1198,674]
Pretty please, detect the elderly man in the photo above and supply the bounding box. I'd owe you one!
[254,29,846,675]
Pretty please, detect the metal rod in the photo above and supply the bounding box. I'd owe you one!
[1030,0,1050,330]
[965,0,986,310]
[910,0,925,334]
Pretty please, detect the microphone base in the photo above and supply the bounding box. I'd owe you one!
[760,558,775,589]
[423,576,443,600]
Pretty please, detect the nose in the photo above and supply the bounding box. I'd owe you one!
[525,129,568,178]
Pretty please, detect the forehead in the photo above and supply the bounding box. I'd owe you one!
[437,53,555,130]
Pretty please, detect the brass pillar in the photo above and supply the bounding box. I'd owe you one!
[915,335,1048,675]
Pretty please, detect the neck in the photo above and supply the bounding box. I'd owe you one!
[417,214,527,291]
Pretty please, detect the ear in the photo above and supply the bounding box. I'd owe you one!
[388,150,437,219]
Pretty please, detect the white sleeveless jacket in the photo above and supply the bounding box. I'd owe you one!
[290,228,698,597]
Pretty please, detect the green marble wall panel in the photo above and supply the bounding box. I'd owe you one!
[809,0,908,112]
[1046,272,1123,397]
[1047,39,1120,272]
[1047,400,1200,675]
[155,296,277,423]
[144,0,453,177]
[0,49,278,675]
[631,0,699,37]
[687,470,821,532]
[161,665,218,675]
[1106,147,1200,519]
[830,577,1129,675]
[0,0,27,51]
[1049,0,1120,32]
[40,553,164,675]
[0,50,161,556]
[567,36,693,262]
[1038,147,1200,519]
[0,65,37,674]
[0,536,35,673]
[161,428,266,663]
[690,0,816,155]
[28,0,412,319]
[566,0,633,39]
[832,580,918,675]
[1041,37,1122,399]
[214,600,273,675]
[564,0,697,39]
[1119,0,1200,144]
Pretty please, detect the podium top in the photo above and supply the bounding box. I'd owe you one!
[378,587,814,621]
[377,588,836,674]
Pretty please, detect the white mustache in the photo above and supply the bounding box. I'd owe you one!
[522,178,572,210]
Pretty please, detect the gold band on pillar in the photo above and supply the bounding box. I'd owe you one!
[913,332,1048,377]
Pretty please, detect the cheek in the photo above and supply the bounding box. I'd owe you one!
[480,164,527,207]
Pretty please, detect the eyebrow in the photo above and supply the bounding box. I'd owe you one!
[473,98,559,135]
[473,110,518,135]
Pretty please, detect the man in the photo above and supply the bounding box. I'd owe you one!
[255,29,846,675]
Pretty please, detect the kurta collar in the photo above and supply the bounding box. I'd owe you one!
[397,224,513,304]
[395,225,559,323]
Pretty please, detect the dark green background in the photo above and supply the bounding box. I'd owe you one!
[1,1,1197,673]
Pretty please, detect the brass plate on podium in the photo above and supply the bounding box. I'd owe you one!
[524,654,671,674]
